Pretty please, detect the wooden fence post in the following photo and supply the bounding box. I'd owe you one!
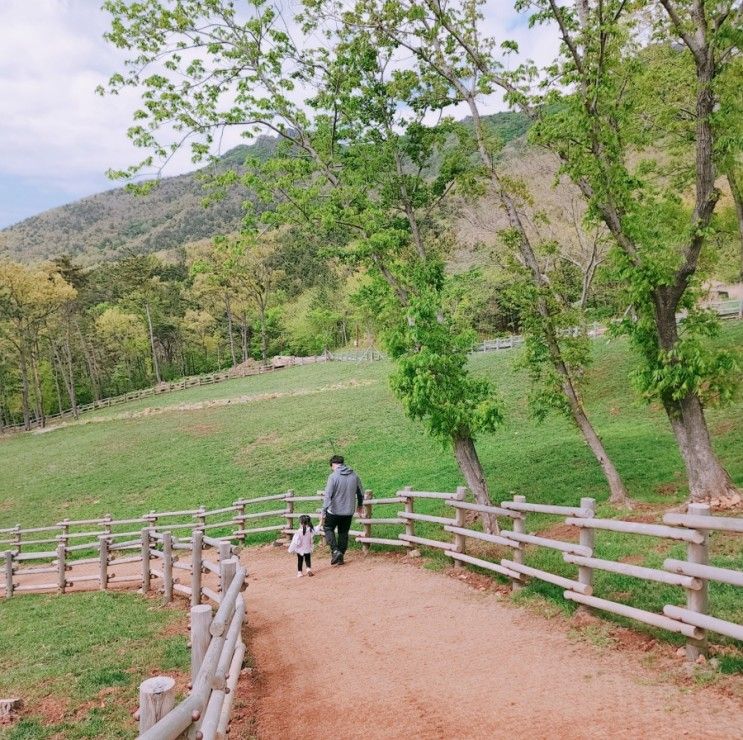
[138,676,176,734]
[220,556,237,596]
[5,551,14,598]
[103,514,113,538]
[234,500,247,545]
[362,490,373,556]
[685,502,709,660]
[577,497,596,604]
[99,536,109,590]
[452,486,467,567]
[191,529,203,606]
[163,532,173,604]
[403,486,415,549]
[57,542,67,594]
[141,528,151,594]
[511,495,526,591]
[191,604,212,680]
[12,525,20,554]
[285,490,294,542]
[196,505,206,531]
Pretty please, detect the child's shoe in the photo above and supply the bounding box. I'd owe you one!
[307,569,314,577]
[297,571,303,578]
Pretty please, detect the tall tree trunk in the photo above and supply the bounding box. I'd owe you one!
[145,302,161,384]
[18,350,31,431]
[655,306,738,505]
[30,345,45,428]
[239,312,249,363]
[224,293,237,367]
[461,91,630,505]
[76,322,101,402]
[62,329,79,419]
[453,434,499,534]
[50,345,65,416]
[727,172,743,281]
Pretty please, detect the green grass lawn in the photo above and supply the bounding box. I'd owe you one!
[0,592,188,739]
[0,323,741,672]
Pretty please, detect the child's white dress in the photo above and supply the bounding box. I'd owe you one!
[288,526,318,555]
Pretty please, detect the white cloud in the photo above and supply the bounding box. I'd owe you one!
[0,0,559,224]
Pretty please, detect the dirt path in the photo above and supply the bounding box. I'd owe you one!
[237,547,743,740]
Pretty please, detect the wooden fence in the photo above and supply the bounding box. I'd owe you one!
[352,488,743,660]
[2,489,741,736]
[3,492,742,661]
[0,364,283,434]
[137,559,247,739]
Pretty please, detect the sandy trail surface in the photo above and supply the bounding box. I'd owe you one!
[237,547,743,740]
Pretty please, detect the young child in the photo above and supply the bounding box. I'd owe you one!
[287,514,317,577]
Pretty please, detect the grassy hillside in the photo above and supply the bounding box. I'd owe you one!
[0,325,741,662]
[2,324,741,525]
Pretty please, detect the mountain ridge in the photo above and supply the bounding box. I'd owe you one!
[0,113,530,265]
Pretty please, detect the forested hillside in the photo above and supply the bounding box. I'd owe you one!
[0,113,531,265]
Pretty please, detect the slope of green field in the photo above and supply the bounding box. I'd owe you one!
[1,325,742,527]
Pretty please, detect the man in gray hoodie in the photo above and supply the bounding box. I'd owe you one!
[321,455,364,565]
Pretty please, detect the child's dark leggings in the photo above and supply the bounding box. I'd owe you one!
[297,553,311,571]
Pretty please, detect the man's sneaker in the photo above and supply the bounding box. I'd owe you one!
[337,552,345,565]
[331,550,342,565]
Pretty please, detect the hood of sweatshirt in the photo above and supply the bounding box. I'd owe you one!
[338,464,354,476]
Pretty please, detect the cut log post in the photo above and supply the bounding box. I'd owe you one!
[451,486,467,567]
[511,495,526,591]
[5,551,14,598]
[12,525,21,554]
[163,532,173,604]
[191,604,212,681]
[56,543,66,594]
[220,556,237,596]
[577,497,596,610]
[402,486,414,549]
[685,503,709,661]
[102,514,113,538]
[99,537,109,590]
[362,490,373,556]
[141,528,151,593]
[191,529,203,606]
[138,675,176,734]
[284,490,294,543]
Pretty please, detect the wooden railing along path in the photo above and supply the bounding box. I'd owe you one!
[2,490,742,735]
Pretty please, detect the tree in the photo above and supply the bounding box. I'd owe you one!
[341,0,630,504]
[102,0,505,525]
[95,306,150,391]
[0,261,76,430]
[518,0,741,506]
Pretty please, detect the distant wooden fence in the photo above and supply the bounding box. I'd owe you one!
[3,489,742,736]
[0,354,334,435]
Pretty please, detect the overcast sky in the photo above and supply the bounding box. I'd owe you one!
[0,0,559,230]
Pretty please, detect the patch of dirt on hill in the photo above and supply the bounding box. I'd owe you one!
[33,379,377,434]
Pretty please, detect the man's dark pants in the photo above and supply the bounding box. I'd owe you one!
[323,513,353,554]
